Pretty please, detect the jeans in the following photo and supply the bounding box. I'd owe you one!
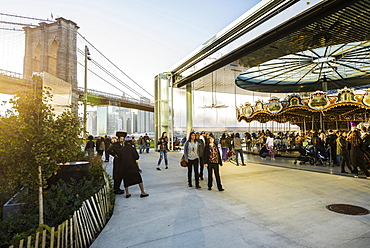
[221,147,228,161]
[260,152,269,158]
[340,155,352,172]
[105,150,110,161]
[139,144,144,154]
[157,150,168,166]
[336,155,341,166]
[235,149,244,164]
[145,142,150,153]
[199,156,204,178]
[188,158,199,186]
[207,163,222,190]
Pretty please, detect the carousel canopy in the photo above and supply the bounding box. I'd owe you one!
[236,41,370,93]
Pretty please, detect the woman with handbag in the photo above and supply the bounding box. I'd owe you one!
[203,135,224,191]
[184,132,202,188]
[156,132,169,170]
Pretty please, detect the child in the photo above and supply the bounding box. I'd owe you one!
[267,145,275,160]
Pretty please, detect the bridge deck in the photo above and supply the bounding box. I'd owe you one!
[0,71,154,112]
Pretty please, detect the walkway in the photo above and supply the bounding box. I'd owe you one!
[91,150,370,248]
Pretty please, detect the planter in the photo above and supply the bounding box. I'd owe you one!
[2,187,26,220]
[47,161,89,187]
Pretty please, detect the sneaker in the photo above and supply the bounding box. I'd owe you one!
[156,167,161,171]
[196,185,201,189]
[165,166,168,169]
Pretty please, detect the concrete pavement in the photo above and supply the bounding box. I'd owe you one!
[91,150,370,248]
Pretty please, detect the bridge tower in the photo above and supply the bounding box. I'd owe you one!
[23,17,79,103]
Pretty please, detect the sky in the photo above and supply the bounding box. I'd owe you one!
[2,0,261,96]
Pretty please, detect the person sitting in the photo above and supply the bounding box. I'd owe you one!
[259,144,269,159]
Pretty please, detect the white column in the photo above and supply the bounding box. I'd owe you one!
[186,83,193,137]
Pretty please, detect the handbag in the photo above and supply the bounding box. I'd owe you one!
[180,154,187,167]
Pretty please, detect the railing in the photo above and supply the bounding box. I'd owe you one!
[77,87,154,107]
[0,69,33,81]
[8,174,112,248]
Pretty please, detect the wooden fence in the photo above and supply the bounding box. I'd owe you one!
[9,175,112,248]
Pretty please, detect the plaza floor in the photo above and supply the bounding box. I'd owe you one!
[90,150,370,248]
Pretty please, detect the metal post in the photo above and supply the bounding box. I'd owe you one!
[83,45,88,142]
[169,74,174,152]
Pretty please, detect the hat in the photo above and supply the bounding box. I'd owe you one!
[125,136,132,141]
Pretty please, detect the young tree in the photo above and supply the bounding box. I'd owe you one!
[0,80,82,225]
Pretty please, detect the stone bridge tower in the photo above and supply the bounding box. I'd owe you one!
[23,17,79,104]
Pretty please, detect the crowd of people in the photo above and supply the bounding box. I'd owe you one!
[242,128,370,178]
[85,126,370,197]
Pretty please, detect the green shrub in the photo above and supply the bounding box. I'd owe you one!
[0,155,115,247]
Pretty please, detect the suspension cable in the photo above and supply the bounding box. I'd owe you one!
[0,13,53,23]
[77,32,153,98]
[77,61,134,99]
[77,48,146,99]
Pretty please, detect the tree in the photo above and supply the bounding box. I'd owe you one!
[0,79,82,225]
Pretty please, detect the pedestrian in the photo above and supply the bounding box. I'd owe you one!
[200,131,206,143]
[104,135,111,162]
[266,133,275,160]
[336,131,353,174]
[325,130,337,166]
[85,135,95,157]
[143,133,151,153]
[138,136,145,154]
[220,133,229,162]
[318,129,326,145]
[195,132,205,180]
[245,132,252,151]
[156,132,169,170]
[203,135,224,191]
[347,129,370,178]
[131,135,136,148]
[117,136,149,198]
[96,136,105,157]
[259,144,269,159]
[184,132,202,188]
[227,133,234,155]
[107,137,124,194]
[233,133,245,166]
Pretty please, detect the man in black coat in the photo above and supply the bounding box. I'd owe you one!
[107,137,124,194]
[104,135,112,162]
[325,130,338,166]
[117,136,149,198]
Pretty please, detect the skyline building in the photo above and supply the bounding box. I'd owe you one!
[85,105,154,137]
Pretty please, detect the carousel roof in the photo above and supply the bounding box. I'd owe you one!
[236,41,370,93]
[233,0,370,93]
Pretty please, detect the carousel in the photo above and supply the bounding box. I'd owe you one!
[236,87,370,131]
[235,40,370,131]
